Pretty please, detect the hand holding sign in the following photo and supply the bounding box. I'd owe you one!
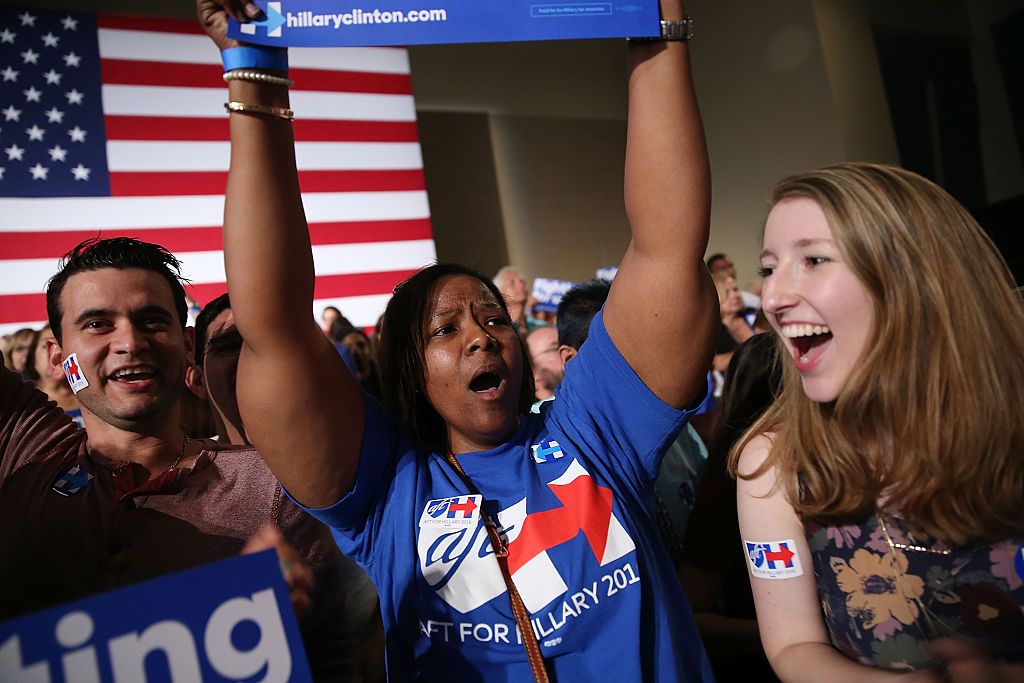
[243,523,315,620]
[197,0,262,50]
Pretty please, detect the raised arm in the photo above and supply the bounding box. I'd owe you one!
[199,0,363,507]
[602,0,718,409]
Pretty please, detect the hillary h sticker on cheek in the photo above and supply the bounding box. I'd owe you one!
[62,353,89,394]
[744,539,804,580]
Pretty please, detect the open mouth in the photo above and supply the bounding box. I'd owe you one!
[109,366,158,385]
[782,324,832,371]
[469,371,505,400]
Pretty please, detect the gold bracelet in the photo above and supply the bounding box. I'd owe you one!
[223,70,294,87]
[224,101,294,121]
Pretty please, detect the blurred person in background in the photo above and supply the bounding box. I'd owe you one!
[679,332,780,682]
[188,293,386,682]
[3,327,34,374]
[21,325,84,428]
[526,325,563,400]
[329,317,381,399]
[557,278,711,561]
[495,265,549,333]
[707,252,760,309]
[712,272,755,396]
[321,305,342,335]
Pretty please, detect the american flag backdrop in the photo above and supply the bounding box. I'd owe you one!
[0,6,435,336]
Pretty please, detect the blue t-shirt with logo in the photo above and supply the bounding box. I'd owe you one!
[302,312,715,681]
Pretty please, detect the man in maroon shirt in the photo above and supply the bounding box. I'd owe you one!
[0,237,355,680]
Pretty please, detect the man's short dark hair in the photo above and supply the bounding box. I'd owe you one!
[194,293,231,365]
[556,279,611,351]
[705,253,728,269]
[46,238,189,345]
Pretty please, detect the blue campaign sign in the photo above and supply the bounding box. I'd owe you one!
[0,551,312,683]
[532,277,577,313]
[228,0,660,47]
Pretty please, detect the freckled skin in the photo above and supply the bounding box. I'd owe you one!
[422,275,524,454]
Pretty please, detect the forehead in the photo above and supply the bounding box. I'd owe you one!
[60,268,177,318]
[763,197,834,249]
[427,275,501,314]
[527,327,557,349]
[207,307,236,338]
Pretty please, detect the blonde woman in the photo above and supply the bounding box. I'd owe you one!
[3,327,34,374]
[732,163,1024,682]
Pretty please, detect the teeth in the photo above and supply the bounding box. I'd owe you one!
[800,354,809,363]
[782,324,831,338]
[113,367,154,379]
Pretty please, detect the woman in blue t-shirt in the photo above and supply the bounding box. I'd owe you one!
[198,0,718,678]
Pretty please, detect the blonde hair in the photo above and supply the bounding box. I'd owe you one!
[3,327,35,372]
[731,163,1024,544]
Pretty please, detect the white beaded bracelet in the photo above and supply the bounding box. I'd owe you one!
[223,70,294,87]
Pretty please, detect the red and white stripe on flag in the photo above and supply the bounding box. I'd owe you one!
[0,12,434,336]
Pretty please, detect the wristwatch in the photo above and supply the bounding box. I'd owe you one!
[630,17,695,42]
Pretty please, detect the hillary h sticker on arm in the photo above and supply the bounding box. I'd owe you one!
[744,539,804,580]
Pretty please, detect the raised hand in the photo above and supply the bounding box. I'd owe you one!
[196,0,263,50]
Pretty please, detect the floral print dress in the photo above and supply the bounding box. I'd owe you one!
[805,516,1024,670]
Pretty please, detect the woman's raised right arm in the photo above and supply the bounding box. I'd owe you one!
[198,0,364,508]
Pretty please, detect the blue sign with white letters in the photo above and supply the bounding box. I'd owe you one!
[0,551,312,683]
[227,0,660,47]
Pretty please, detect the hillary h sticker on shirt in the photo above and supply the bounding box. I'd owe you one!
[62,353,89,394]
[418,459,637,614]
[419,495,482,529]
[745,539,804,580]
[52,462,94,496]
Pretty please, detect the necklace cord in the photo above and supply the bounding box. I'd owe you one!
[875,512,1013,655]
[442,452,551,683]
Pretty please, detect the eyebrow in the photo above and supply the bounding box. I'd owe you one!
[429,301,502,322]
[429,308,456,323]
[760,238,835,260]
[73,305,174,325]
[73,308,114,325]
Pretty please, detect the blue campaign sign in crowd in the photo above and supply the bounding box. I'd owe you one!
[228,0,661,47]
[0,551,312,683]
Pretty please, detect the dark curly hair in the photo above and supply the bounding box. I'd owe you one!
[46,237,189,344]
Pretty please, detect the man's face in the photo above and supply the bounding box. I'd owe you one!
[201,307,243,435]
[499,270,529,306]
[527,326,563,400]
[51,268,189,430]
[710,256,737,280]
[527,326,563,382]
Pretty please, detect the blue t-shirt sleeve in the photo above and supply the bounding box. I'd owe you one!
[551,310,706,484]
[291,394,403,563]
